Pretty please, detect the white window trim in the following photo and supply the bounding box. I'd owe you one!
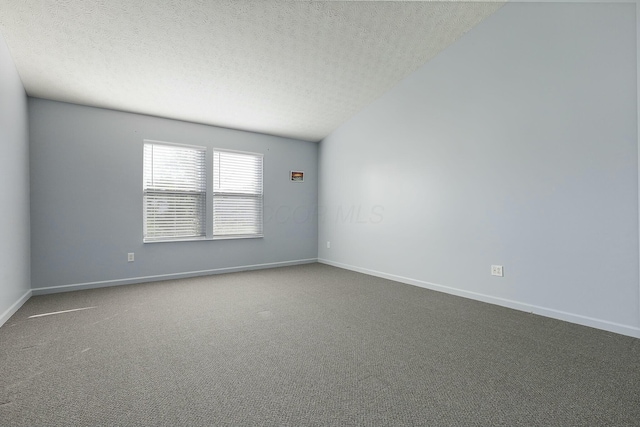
[143,141,265,243]
[144,139,207,151]
[143,140,208,243]
[212,148,264,239]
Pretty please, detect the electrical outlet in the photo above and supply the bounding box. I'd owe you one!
[491,265,503,277]
[128,253,135,262]
[326,241,331,249]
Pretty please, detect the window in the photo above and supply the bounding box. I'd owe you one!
[143,141,206,242]
[213,150,263,237]
[142,142,264,242]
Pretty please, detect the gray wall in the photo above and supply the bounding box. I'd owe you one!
[29,99,318,292]
[318,2,640,337]
[0,33,31,323]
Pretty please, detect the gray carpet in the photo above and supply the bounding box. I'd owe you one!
[1,263,639,426]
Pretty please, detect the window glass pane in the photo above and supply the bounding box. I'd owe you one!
[144,193,206,239]
[214,151,263,194]
[144,144,206,192]
[213,195,263,236]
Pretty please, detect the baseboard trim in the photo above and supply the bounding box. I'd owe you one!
[32,258,318,296]
[318,258,640,339]
[0,289,32,328]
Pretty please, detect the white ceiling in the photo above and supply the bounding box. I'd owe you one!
[0,1,503,142]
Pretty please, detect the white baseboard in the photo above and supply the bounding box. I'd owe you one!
[32,258,318,296]
[0,289,32,328]
[318,258,640,339]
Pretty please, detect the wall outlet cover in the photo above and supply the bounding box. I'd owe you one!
[491,265,503,277]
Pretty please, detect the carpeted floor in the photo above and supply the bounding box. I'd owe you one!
[1,263,639,426]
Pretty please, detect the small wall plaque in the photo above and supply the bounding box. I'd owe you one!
[290,171,304,182]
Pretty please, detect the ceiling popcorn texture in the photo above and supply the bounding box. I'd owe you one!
[0,1,503,141]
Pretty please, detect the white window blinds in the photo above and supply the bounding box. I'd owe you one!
[213,150,263,237]
[143,142,206,241]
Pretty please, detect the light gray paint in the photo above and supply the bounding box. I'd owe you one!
[319,2,640,336]
[636,0,640,342]
[29,99,318,290]
[0,32,30,320]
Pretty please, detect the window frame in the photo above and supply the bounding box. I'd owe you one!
[212,148,264,239]
[143,139,208,243]
[142,141,264,243]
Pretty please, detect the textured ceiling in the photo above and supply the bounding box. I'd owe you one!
[0,1,503,142]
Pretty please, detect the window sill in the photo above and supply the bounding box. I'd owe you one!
[144,235,264,244]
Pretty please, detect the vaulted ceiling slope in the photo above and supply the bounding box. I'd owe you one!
[0,1,503,142]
